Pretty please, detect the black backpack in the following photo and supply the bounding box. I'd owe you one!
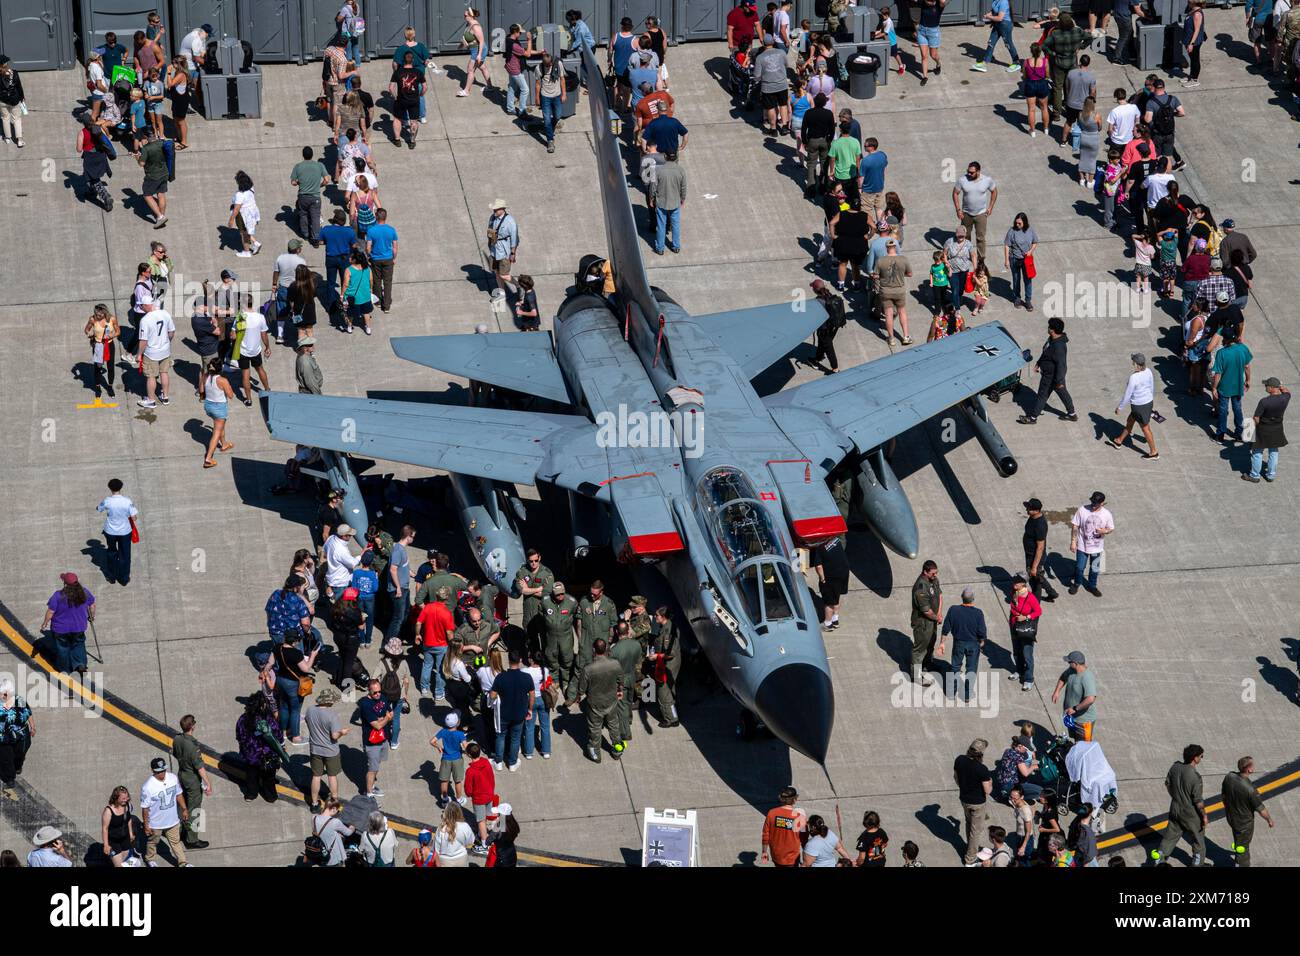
[821,294,847,333]
[380,662,402,702]
[1151,95,1176,136]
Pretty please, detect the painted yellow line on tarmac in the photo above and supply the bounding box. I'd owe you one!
[0,611,595,866]
[76,399,119,409]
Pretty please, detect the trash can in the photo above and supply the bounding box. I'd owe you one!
[559,65,580,119]
[847,49,881,100]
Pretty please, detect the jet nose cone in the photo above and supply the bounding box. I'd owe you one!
[752,663,835,764]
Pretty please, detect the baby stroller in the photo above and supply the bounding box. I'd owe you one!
[728,44,757,109]
[982,368,1022,403]
[1040,736,1119,817]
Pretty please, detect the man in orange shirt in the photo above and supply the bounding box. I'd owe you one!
[415,585,455,701]
[634,86,675,149]
[761,786,806,866]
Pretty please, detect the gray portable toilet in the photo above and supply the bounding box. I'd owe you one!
[364,0,431,56]
[848,5,876,41]
[939,0,978,25]
[302,0,347,58]
[673,0,724,41]
[171,0,237,39]
[78,0,172,56]
[488,0,548,52]
[429,0,472,52]
[237,0,302,62]
[0,0,76,70]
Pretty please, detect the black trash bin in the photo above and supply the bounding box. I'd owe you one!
[847,50,881,100]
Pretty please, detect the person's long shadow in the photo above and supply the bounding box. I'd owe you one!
[991,102,1028,133]
[461,262,499,294]
[182,417,212,452]
[761,137,805,189]
[1045,152,1078,179]
[915,802,965,859]
[1257,651,1300,705]
[216,224,244,252]
[875,628,913,673]
[80,537,113,580]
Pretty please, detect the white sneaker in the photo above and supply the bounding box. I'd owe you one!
[1008,671,1021,681]
[456,89,468,97]
[541,752,551,759]
[492,761,504,771]
[523,753,534,759]
[508,762,519,772]
[456,795,471,806]
[389,742,400,750]
[420,117,428,124]
[137,399,156,408]
[1022,682,1034,691]
[1030,130,1037,138]
[235,250,252,258]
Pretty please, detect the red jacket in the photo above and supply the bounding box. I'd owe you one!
[1009,590,1042,621]
[464,756,495,805]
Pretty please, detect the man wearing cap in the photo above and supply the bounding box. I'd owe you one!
[172,714,211,850]
[487,200,520,296]
[1218,218,1256,267]
[306,686,349,812]
[577,580,618,679]
[1109,352,1159,460]
[272,238,308,340]
[366,207,399,313]
[624,594,652,647]
[577,638,624,762]
[1194,257,1234,314]
[652,150,686,256]
[1211,327,1253,444]
[1221,756,1274,866]
[939,587,987,703]
[874,237,913,347]
[727,0,762,53]
[27,826,72,867]
[1153,744,1208,865]
[1053,651,1098,740]
[295,336,323,395]
[1245,377,1289,482]
[910,561,942,686]
[414,586,455,699]
[515,549,555,650]
[141,756,190,866]
[324,523,360,612]
[752,33,789,136]
[542,582,580,705]
[953,739,993,865]
[1069,492,1113,596]
[1022,498,1058,602]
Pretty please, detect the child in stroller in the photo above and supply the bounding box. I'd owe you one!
[1040,734,1119,822]
[729,40,756,108]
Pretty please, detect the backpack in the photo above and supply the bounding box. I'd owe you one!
[822,294,847,332]
[380,661,402,703]
[1151,95,1176,136]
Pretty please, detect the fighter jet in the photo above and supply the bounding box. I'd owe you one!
[264,47,1028,765]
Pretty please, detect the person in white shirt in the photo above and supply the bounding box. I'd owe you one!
[1108,352,1159,460]
[136,306,175,408]
[1069,491,1115,596]
[1105,89,1139,146]
[141,756,190,866]
[432,802,475,867]
[1143,166,1176,209]
[179,25,209,80]
[360,810,398,866]
[324,524,360,604]
[236,298,270,404]
[229,170,262,258]
[97,478,138,585]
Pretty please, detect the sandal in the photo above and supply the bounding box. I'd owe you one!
[220,442,234,452]
[175,142,188,150]
[203,459,217,468]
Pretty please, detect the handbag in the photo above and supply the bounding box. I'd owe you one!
[1023,254,1037,280]
[1241,416,1256,443]
[297,674,314,698]
[964,272,975,293]
[128,515,140,544]
[1011,617,1038,641]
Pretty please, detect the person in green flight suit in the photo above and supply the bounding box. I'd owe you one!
[453,605,497,654]
[514,548,555,650]
[463,577,500,629]
[648,606,682,728]
[172,714,211,849]
[577,578,617,677]
[576,638,624,763]
[623,594,651,647]
[415,552,464,613]
[542,581,580,704]
[609,620,643,750]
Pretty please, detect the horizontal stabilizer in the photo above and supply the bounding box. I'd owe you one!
[609,473,685,560]
[391,333,570,404]
[767,459,848,546]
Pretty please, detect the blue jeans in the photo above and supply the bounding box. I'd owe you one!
[1181,280,1200,320]
[275,675,304,739]
[506,73,529,115]
[951,642,982,701]
[326,254,350,306]
[344,38,361,76]
[949,271,969,308]
[493,719,525,766]
[419,93,426,120]
[1012,635,1036,684]
[1074,551,1102,589]
[421,645,447,697]
[540,94,561,143]
[1217,394,1244,438]
[357,595,375,645]
[983,21,1018,63]
[1070,122,1081,151]
[389,696,402,747]
[105,532,132,584]
[523,703,552,757]
[53,632,87,673]
[655,206,681,253]
[385,588,408,641]
[1250,448,1279,479]
[275,283,291,318]
[1010,257,1032,303]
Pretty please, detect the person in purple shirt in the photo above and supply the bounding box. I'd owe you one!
[40,572,95,675]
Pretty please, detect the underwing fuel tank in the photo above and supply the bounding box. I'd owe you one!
[959,395,1019,477]
[449,472,526,598]
[854,448,919,559]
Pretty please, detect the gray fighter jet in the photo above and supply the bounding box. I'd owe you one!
[264,47,1028,764]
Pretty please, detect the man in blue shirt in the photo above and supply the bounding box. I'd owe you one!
[350,551,380,646]
[566,10,597,54]
[321,208,357,311]
[628,52,659,110]
[366,208,398,313]
[489,651,535,771]
[857,138,888,221]
[938,587,987,702]
[386,525,414,641]
[971,0,1021,73]
[643,114,688,155]
[96,33,127,73]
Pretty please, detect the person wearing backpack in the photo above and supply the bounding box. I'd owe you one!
[377,637,411,748]
[360,810,397,866]
[809,280,846,373]
[1142,78,1185,172]
[308,797,353,866]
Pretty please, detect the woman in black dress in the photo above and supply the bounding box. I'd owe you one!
[101,785,137,865]
[165,55,190,149]
[287,264,319,337]
[832,195,872,291]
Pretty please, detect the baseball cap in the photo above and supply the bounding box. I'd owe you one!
[418,829,433,845]
[977,847,994,861]
[1215,290,1230,303]
[885,238,897,248]
[1014,735,1032,748]
[444,712,460,728]
[221,269,238,281]
[1089,491,1106,505]
[336,523,355,537]
[630,595,647,607]
[59,572,79,586]
[763,32,776,44]
[1064,650,1086,664]
[297,336,317,348]
[1222,218,1235,229]
[1264,376,1282,388]
[640,80,654,93]
[288,238,304,252]
[201,23,215,34]
[1023,497,1042,512]
[150,757,167,773]
[969,738,988,755]
[316,686,341,705]
[1209,257,1223,271]
[32,826,63,846]
[876,220,890,233]
[342,586,359,601]
[552,581,566,595]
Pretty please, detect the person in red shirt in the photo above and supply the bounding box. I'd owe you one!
[415,589,455,700]
[727,1,761,52]
[761,786,806,866]
[463,740,495,856]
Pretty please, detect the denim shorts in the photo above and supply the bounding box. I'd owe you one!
[917,25,941,48]
[204,399,228,421]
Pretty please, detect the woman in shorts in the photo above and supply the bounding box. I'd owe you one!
[165,55,190,149]
[202,357,234,469]
[342,249,373,335]
[916,0,948,85]
[458,7,492,96]
[1022,43,1051,136]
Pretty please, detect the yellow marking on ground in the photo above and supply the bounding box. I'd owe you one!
[76,398,119,409]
